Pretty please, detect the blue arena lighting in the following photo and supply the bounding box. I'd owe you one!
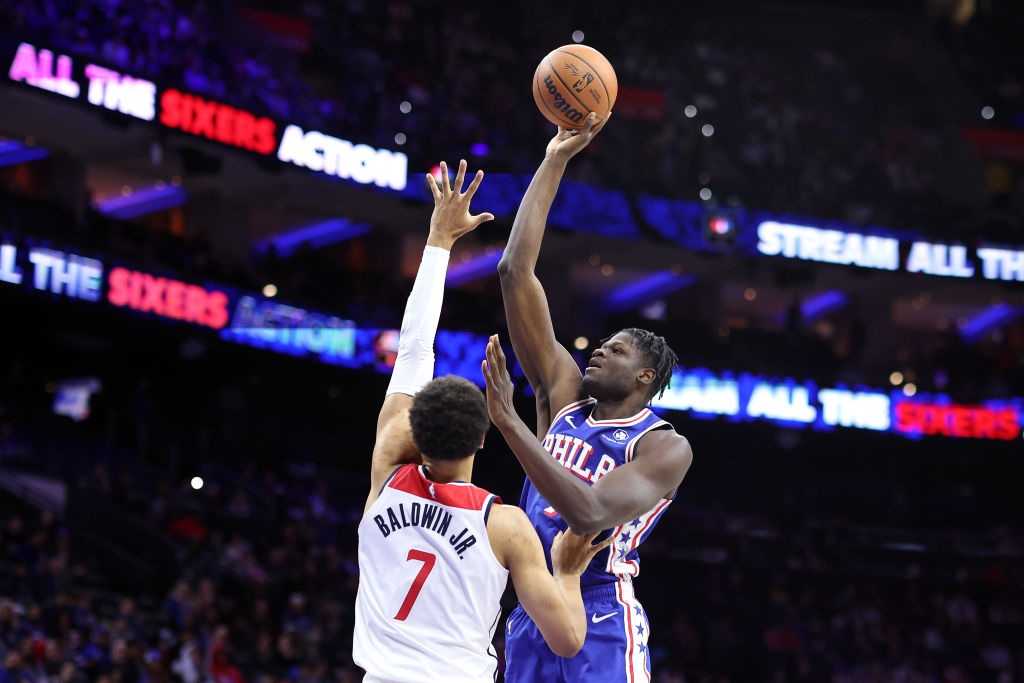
[0,139,49,166]
[605,271,697,313]
[401,174,640,240]
[445,250,503,288]
[635,197,710,249]
[960,303,1024,344]
[252,218,372,258]
[94,185,188,220]
[801,290,849,324]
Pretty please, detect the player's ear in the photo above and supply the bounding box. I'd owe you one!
[638,367,656,386]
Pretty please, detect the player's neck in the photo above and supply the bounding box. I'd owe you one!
[421,458,474,485]
[592,395,649,422]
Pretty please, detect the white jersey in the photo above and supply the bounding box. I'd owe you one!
[354,464,509,683]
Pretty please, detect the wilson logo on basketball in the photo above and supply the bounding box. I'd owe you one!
[542,74,585,124]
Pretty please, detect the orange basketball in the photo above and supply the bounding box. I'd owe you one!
[532,44,617,129]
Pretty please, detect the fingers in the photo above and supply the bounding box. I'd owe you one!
[489,333,501,376]
[487,335,509,380]
[463,169,484,199]
[484,338,501,387]
[440,161,450,197]
[426,172,442,202]
[586,535,615,561]
[490,334,506,364]
[591,112,611,136]
[572,532,613,562]
[483,335,513,397]
[470,212,495,229]
[581,112,596,137]
[453,159,467,195]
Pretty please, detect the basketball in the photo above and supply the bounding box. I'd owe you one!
[533,44,618,129]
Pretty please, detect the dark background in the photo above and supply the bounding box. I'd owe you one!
[1,0,1023,681]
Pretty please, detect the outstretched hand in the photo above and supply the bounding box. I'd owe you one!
[481,334,517,429]
[545,112,611,161]
[426,159,494,250]
[550,529,613,577]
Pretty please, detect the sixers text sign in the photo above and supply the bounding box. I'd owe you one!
[894,401,1020,440]
[107,267,229,329]
[159,89,276,154]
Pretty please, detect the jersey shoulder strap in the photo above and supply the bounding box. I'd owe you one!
[387,464,501,511]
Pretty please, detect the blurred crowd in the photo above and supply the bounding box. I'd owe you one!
[1,0,1021,237]
[0,482,367,682]
[0,0,315,127]
[1,425,1022,682]
[0,297,1022,682]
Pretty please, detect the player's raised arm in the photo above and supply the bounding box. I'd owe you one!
[367,161,493,512]
[496,113,610,428]
[489,505,611,657]
[483,334,692,533]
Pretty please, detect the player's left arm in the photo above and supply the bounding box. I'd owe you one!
[366,160,494,514]
[484,335,692,534]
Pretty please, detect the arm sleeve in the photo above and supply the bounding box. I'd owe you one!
[385,245,450,397]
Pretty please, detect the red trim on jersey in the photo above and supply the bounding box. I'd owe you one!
[617,581,637,682]
[624,420,669,462]
[550,397,597,429]
[586,407,652,427]
[385,465,500,510]
[633,500,671,550]
[615,499,672,578]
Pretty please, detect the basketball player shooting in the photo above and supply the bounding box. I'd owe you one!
[489,116,694,682]
[352,160,612,683]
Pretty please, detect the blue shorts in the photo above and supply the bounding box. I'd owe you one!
[504,581,651,683]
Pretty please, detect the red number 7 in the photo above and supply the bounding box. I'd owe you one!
[393,549,437,621]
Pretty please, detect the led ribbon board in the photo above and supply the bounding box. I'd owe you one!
[0,235,496,376]
[10,43,1024,269]
[652,368,1022,441]
[756,221,1024,281]
[3,234,1021,442]
[5,42,407,190]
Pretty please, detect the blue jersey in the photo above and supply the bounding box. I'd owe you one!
[519,397,674,588]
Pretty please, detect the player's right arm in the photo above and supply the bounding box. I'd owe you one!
[497,113,609,432]
[488,505,610,658]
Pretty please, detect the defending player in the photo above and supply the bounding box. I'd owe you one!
[353,160,612,683]
[492,115,694,682]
